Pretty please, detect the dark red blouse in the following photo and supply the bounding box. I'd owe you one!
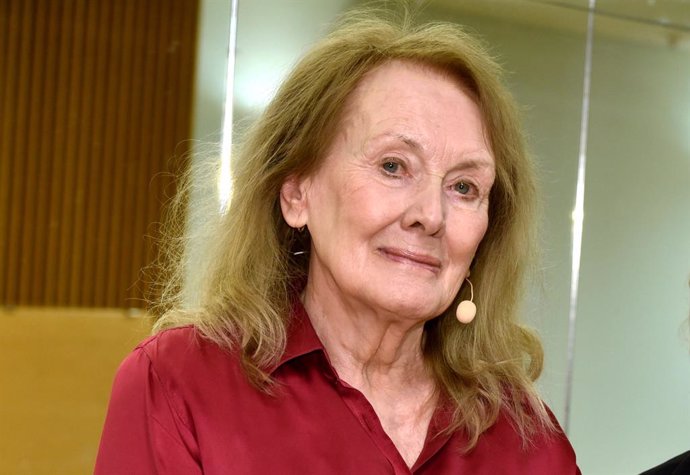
[95,303,579,474]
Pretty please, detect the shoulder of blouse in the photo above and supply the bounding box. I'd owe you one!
[133,324,242,375]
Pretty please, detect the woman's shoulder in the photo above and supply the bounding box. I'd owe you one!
[135,325,208,358]
[121,325,245,390]
[444,400,578,472]
[489,405,578,471]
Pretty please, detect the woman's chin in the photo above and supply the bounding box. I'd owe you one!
[372,276,455,311]
[370,293,449,322]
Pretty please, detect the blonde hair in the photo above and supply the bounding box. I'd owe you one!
[154,6,553,450]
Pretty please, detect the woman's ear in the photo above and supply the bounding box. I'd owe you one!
[279,175,309,229]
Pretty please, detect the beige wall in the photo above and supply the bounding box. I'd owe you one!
[0,308,151,474]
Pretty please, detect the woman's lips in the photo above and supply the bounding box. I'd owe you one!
[378,247,442,273]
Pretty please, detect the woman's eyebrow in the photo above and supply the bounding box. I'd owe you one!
[380,132,424,152]
[452,157,495,172]
[368,132,495,171]
[359,132,422,156]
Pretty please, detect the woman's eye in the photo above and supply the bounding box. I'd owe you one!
[454,181,472,195]
[382,161,400,174]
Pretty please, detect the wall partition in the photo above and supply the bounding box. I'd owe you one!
[570,3,690,473]
[217,1,690,473]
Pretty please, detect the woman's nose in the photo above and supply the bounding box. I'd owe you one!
[401,181,445,237]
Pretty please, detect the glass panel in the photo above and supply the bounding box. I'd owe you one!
[571,4,690,473]
[233,0,353,129]
[186,0,234,306]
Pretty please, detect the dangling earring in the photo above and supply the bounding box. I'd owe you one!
[292,224,308,256]
[456,276,476,324]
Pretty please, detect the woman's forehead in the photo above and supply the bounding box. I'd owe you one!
[331,61,493,163]
[346,59,476,108]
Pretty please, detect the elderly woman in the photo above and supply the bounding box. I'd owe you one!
[96,9,579,474]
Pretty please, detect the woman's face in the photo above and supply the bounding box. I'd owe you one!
[282,60,495,320]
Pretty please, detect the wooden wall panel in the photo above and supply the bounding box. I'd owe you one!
[0,0,199,308]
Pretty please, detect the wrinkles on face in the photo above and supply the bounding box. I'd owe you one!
[302,60,493,331]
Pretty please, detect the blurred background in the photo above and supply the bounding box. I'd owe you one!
[1,0,688,473]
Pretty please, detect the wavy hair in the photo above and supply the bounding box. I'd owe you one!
[154,5,554,450]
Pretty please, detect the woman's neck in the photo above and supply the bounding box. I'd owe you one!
[301,277,440,468]
[301,279,434,394]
